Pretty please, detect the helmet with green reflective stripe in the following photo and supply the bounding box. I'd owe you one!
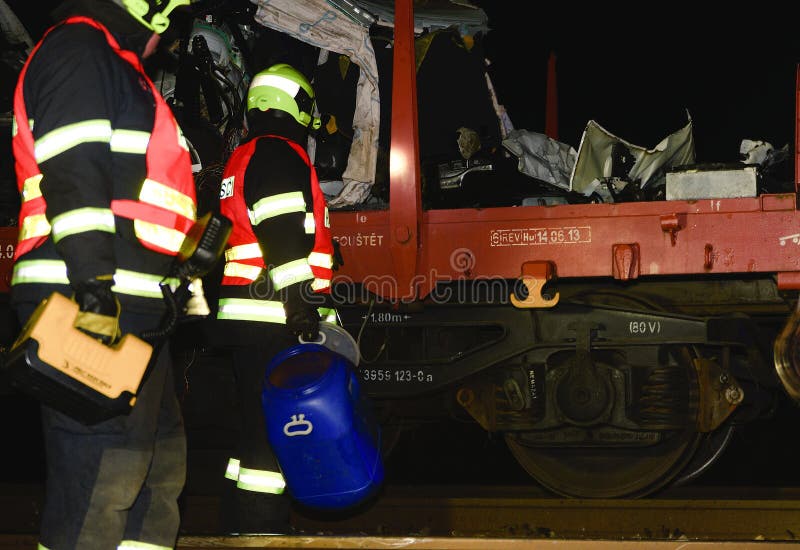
[113,0,191,34]
[247,63,321,130]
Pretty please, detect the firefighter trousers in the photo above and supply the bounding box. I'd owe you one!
[220,327,293,534]
[16,303,188,550]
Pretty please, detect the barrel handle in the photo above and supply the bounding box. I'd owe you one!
[298,331,327,346]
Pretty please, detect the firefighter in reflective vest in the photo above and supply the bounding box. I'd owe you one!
[216,63,338,533]
[10,1,195,548]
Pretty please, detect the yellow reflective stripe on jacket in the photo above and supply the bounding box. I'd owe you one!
[304,212,315,233]
[225,243,262,261]
[269,258,313,290]
[311,277,331,292]
[34,119,112,163]
[223,261,263,281]
[50,207,115,243]
[22,174,42,201]
[217,298,286,323]
[18,213,50,242]
[11,260,178,299]
[217,298,335,324]
[118,541,173,550]
[13,117,33,137]
[139,178,196,219]
[250,191,305,225]
[11,259,69,285]
[110,129,150,154]
[133,220,186,254]
[113,269,179,299]
[308,251,333,269]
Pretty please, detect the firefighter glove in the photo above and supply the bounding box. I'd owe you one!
[73,276,121,345]
[185,277,211,317]
[284,282,320,342]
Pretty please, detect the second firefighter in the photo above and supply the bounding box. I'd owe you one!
[215,63,338,533]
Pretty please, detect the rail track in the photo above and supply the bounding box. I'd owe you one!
[2,483,800,548]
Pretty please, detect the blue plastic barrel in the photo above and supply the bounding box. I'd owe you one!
[261,343,384,509]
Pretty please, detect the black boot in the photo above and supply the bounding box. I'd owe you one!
[220,482,291,535]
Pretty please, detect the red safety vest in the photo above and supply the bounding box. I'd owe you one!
[219,134,334,293]
[12,16,196,259]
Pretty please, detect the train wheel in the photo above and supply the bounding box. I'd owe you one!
[504,290,707,498]
[672,421,736,486]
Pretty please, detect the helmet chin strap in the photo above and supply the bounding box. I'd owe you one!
[119,0,188,34]
[299,112,322,130]
[142,32,161,58]
[148,12,172,34]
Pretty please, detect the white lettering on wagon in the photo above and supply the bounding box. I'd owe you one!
[0,242,14,259]
[489,226,591,247]
[629,320,661,335]
[779,233,800,246]
[333,233,385,247]
[362,369,434,384]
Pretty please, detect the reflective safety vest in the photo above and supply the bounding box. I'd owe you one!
[217,134,336,324]
[12,16,196,263]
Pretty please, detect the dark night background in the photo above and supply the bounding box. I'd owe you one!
[476,3,800,173]
[9,0,800,167]
[3,0,800,493]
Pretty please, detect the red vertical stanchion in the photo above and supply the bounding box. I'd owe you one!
[388,0,421,301]
[545,51,558,141]
[795,63,799,191]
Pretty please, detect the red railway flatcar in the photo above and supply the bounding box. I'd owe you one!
[3,0,800,498]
